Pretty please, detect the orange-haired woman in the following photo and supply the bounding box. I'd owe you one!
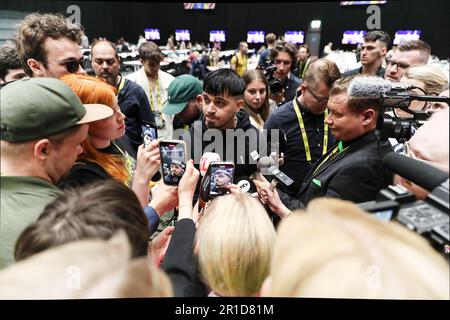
[58,74,160,207]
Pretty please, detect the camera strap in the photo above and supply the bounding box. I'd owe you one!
[293,97,329,162]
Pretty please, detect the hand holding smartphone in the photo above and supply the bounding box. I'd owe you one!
[209,162,235,198]
[159,139,188,186]
[141,121,158,147]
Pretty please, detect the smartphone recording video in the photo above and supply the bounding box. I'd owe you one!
[209,162,234,198]
[141,121,158,147]
[159,140,187,186]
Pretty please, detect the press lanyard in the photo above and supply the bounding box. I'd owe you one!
[149,79,162,112]
[312,141,348,175]
[116,76,125,96]
[293,97,329,162]
[301,59,310,78]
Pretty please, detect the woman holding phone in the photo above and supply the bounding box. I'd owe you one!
[58,74,161,207]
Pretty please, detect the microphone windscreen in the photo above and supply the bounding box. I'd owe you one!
[382,152,449,192]
[257,156,276,173]
[347,76,391,98]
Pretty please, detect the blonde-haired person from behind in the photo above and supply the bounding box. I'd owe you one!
[262,198,449,299]
[196,193,276,297]
[0,232,173,299]
[397,64,449,117]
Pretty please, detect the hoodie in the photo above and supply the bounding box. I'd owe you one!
[182,110,259,182]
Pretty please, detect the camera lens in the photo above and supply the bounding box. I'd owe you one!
[378,117,416,142]
[270,79,283,95]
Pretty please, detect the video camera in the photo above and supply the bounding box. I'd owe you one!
[348,77,450,143]
[260,59,283,95]
[359,152,449,257]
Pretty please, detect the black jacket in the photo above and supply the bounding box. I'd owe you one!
[183,110,259,181]
[161,219,208,297]
[278,131,394,209]
[118,78,156,153]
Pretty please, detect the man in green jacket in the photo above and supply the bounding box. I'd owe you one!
[0,77,112,269]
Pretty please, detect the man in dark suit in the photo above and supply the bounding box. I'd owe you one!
[254,76,394,219]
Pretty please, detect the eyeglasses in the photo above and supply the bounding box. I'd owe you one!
[46,57,87,73]
[307,87,329,105]
[63,58,87,73]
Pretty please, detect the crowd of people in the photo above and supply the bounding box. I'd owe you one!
[0,12,449,300]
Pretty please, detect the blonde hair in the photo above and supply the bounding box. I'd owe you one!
[196,193,276,296]
[0,232,172,299]
[404,65,449,95]
[268,198,449,299]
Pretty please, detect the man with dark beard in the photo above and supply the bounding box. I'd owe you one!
[182,69,260,182]
[91,40,155,154]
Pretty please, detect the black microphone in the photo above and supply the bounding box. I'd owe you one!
[382,152,449,192]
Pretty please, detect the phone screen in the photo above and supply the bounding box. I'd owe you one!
[141,122,158,147]
[160,141,187,185]
[209,162,234,197]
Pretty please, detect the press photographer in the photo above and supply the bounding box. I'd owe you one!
[262,40,301,105]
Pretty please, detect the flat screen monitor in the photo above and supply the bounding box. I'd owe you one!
[247,31,265,44]
[210,30,226,42]
[284,31,305,44]
[175,29,191,41]
[144,28,160,41]
[342,30,366,44]
[393,30,421,45]
[340,1,387,5]
[184,3,216,9]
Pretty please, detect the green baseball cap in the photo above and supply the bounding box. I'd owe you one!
[162,74,202,115]
[1,77,113,143]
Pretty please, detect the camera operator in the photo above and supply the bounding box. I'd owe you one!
[266,40,301,105]
[256,76,394,219]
